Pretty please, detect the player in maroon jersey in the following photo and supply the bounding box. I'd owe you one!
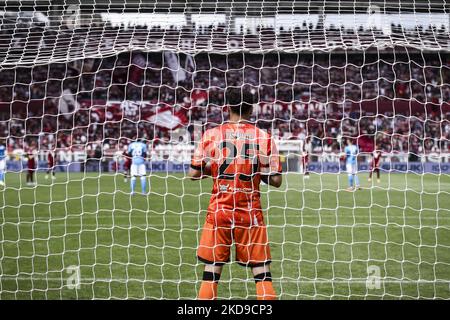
[26,143,37,185]
[45,147,56,180]
[368,145,382,183]
[122,146,132,183]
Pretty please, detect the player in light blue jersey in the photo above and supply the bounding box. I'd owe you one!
[127,139,148,195]
[0,139,6,186]
[344,138,360,191]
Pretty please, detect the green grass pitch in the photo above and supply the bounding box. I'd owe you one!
[0,171,449,299]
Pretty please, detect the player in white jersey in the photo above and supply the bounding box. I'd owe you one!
[300,137,312,179]
[0,139,6,187]
[127,139,148,195]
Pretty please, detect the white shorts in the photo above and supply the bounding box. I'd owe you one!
[0,159,5,171]
[346,163,357,175]
[130,164,146,177]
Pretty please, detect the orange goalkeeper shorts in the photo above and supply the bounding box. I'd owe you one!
[197,221,272,267]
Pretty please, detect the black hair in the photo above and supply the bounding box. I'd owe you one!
[225,85,257,116]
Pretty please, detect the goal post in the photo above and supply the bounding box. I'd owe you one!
[0,0,449,300]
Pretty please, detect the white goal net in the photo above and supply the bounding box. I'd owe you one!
[0,0,449,300]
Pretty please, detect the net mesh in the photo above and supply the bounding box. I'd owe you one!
[0,0,449,299]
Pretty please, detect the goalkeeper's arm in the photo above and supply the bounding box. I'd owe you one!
[188,164,211,180]
[261,173,282,188]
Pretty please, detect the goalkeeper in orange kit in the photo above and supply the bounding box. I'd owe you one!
[188,87,282,300]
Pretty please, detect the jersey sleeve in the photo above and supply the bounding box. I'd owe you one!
[259,133,282,175]
[191,129,213,170]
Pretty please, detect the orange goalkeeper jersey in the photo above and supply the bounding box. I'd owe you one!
[191,121,282,227]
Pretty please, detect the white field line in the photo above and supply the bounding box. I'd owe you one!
[1,218,450,228]
[1,212,450,221]
[1,223,450,228]
[1,215,450,226]
[0,276,449,285]
[1,221,450,229]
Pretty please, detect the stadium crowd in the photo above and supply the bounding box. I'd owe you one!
[0,51,449,159]
[1,10,449,59]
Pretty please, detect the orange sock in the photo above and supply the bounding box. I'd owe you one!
[198,281,218,300]
[256,281,277,300]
